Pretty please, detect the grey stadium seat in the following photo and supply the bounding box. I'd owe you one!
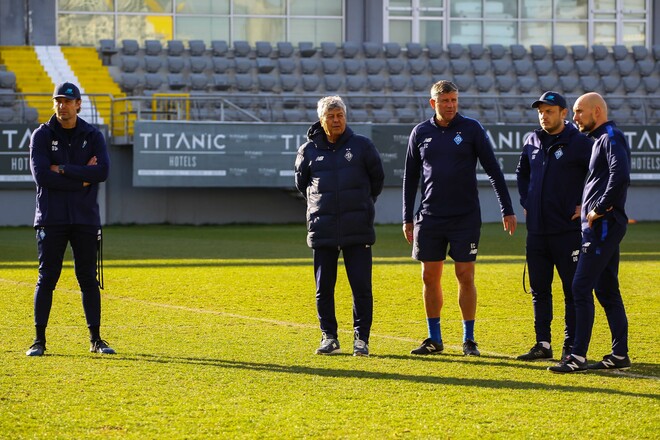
[366,59,385,74]
[343,59,363,75]
[471,59,490,75]
[213,57,233,73]
[363,42,382,58]
[616,59,635,76]
[596,59,616,75]
[534,60,554,76]
[189,40,206,57]
[322,58,341,74]
[277,58,296,74]
[0,88,16,106]
[386,58,405,74]
[302,75,321,92]
[530,45,548,60]
[144,73,164,90]
[145,40,163,56]
[631,45,648,61]
[212,74,231,91]
[389,75,409,92]
[559,76,579,93]
[495,75,515,92]
[643,77,659,93]
[453,74,472,91]
[190,73,209,91]
[256,58,275,73]
[233,40,251,57]
[447,43,464,59]
[637,60,655,76]
[612,45,628,61]
[367,75,386,92]
[0,70,16,89]
[592,45,609,60]
[320,42,338,58]
[621,77,640,93]
[551,45,568,60]
[300,58,319,74]
[517,77,536,93]
[411,76,431,92]
[211,40,229,56]
[279,74,298,92]
[298,42,317,57]
[120,73,140,94]
[488,44,506,60]
[405,42,423,58]
[255,41,272,57]
[0,107,15,122]
[450,59,470,74]
[167,56,186,73]
[144,56,163,73]
[492,59,510,75]
[575,60,595,75]
[257,74,277,92]
[234,58,252,73]
[513,59,533,75]
[167,73,186,90]
[342,41,360,58]
[120,55,140,73]
[408,59,427,75]
[468,44,486,59]
[384,42,402,58]
[235,74,254,92]
[538,75,557,91]
[426,42,443,59]
[601,76,621,93]
[430,59,448,74]
[121,39,139,55]
[510,44,527,60]
[190,57,209,73]
[580,76,600,92]
[555,60,574,76]
[345,76,366,92]
[276,41,294,58]
[475,75,493,92]
[571,45,588,60]
[167,40,185,56]
[324,75,343,92]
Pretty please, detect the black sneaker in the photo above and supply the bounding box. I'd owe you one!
[463,339,480,356]
[517,343,553,361]
[26,341,46,357]
[315,335,341,355]
[410,338,443,355]
[548,354,588,373]
[587,354,631,370]
[561,345,572,359]
[353,339,369,357]
[90,339,116,354]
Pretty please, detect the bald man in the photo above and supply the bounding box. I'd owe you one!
[549,93,632,373]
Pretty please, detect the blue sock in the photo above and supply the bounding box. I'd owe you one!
[463,320,475,342]
[427,317,442,343]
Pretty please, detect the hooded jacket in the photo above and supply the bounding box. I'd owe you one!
[294,122,384,249]
[29,114,110,227]
[516,121,593,234]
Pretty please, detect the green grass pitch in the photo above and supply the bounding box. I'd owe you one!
[0,223,658,439]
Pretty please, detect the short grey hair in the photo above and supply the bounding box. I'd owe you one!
[317,95,347,120]
[430,80,458,99]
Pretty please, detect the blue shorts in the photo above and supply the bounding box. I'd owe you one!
[412,212,481,262]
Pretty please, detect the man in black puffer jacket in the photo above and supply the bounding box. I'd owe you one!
[294,95,384,357]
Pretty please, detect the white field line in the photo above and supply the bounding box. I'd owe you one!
[3,278,657,380]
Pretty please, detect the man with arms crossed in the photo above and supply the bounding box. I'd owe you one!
[549,92,631,373]
[403,80,517,356]
[516,92,592,361]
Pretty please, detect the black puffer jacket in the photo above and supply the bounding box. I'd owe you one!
[294,122,384,249]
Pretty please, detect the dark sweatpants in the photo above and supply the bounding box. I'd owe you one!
[526,231,581,348]
[34,224,101,329]
[572,219,628,358]
[313,244,373,343]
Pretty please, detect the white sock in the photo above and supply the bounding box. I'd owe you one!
[539,341,551,349]
[571,354,586,363]
[612,354,626,360]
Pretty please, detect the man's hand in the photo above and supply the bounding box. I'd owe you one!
[403,223,414,244]
[571,205,581,221]
[87,156,97,166]
[587,209,604,228]
[503,214,517,236]
[50,164,59,172]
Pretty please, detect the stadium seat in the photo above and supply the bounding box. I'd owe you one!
[530,45,548,60]
[555,60,574,76]
[212,57,233,73]
[256,58,275,73]
[342,41,360,58]
[302,75,321,92]
[372,109,392,123]
[234,58,252,73]
[0,71,16,89]
[212,74,231,90]
[384,42,402,58]
[363,42,382,58]
[471,59,490,75]
[429,59,448,74]
[255,41,272,58]
[612,45,628,61]
[551,45,568,60]
[322,58,341,74]
[468,44,486,59]
[144,55,163,73]
[367,75,386,92]
[145,40,163,56]
[475,75,493,92]
[189,40,206,57]
[492,59,510,75]
[601,75,621,93]
[345,76,366,92]
[366,59,385,74]
[167,73,186,90]
[350,109,370,123]
[495,75,515,92]
[616,59,635,76]
[190,73,209,91]
[120,55,140,73]
[167,56,186,73]
[513,59,533,75]
[190,57,209,73]
[559,76,579,93]
[121,39,139,55]
[343,59,363,75]
[411,76,431,92]
[538,75,557,91]
[637,60,655,76]
[450,59,470,74]
[453,75,472,91]
[276,41,294,58]
[408,58,427,75]
[277,58,296,74]
[517,77,536,93]
[534,60,553,76]
[621,76,640,93]
[426,42,443,59]
[208,41,228,58]
[396,107,418,123]
[405,42,423,58]
[99,39,117,64]
[461,109,481,120]
[575,59,595,75]
[389,75,409,92]
[386,58,405,74]
[592,45,609,61]
[300,58,319,74]
[320,42,338,58]
[0,107,14,122]
[479,97,497,111]
[0,88,15,106]
[596,59,616,75]
[631,45,648,61]
[580,76,600,92]
[642,77,659,93]
[233,40,251,57]
[510,44,527,60]
[571,45,588,60]
[283,109,305,123]
[167,40,185,56]
[488,44,506,60]
[235,74,254,92]
[257,74,277,92]
[348,95,367,108]
[324,75,343,92]
[279,74,298,92]
[447,43,464,59]
[144,73,164,90]
[652,44,660,61]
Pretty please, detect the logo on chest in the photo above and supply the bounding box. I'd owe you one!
[453,133,463,145]
[344,148,353,162]
[51,140,59,151]
[554,149,563,159]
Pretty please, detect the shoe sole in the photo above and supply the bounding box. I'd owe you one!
[548,368,588,374]
[353,352,369,357]
[315,349,341,355]
[411,350,442,355]
[588,366,631,371]
[516,356,553,361]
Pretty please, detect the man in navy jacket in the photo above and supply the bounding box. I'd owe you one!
[295,95,384,356]
[549,92,631,373]
[516,92,592,361]
[403,80,517,357]
[26,82,114,356]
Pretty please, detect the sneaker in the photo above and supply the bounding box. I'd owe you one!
[517,343,553,361]
[26,341,46,357]
[548,354,588,373]
[587,354,631,370]
[90,339,116,354]
[353,339,369,357]
[561,345,573,360]
[463,339,481,356]
[315,336,341,355]
[410,338,444,355]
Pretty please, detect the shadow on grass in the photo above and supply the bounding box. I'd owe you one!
[98,353,659,399]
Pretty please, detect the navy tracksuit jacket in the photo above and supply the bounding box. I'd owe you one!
[516,121,592,347]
